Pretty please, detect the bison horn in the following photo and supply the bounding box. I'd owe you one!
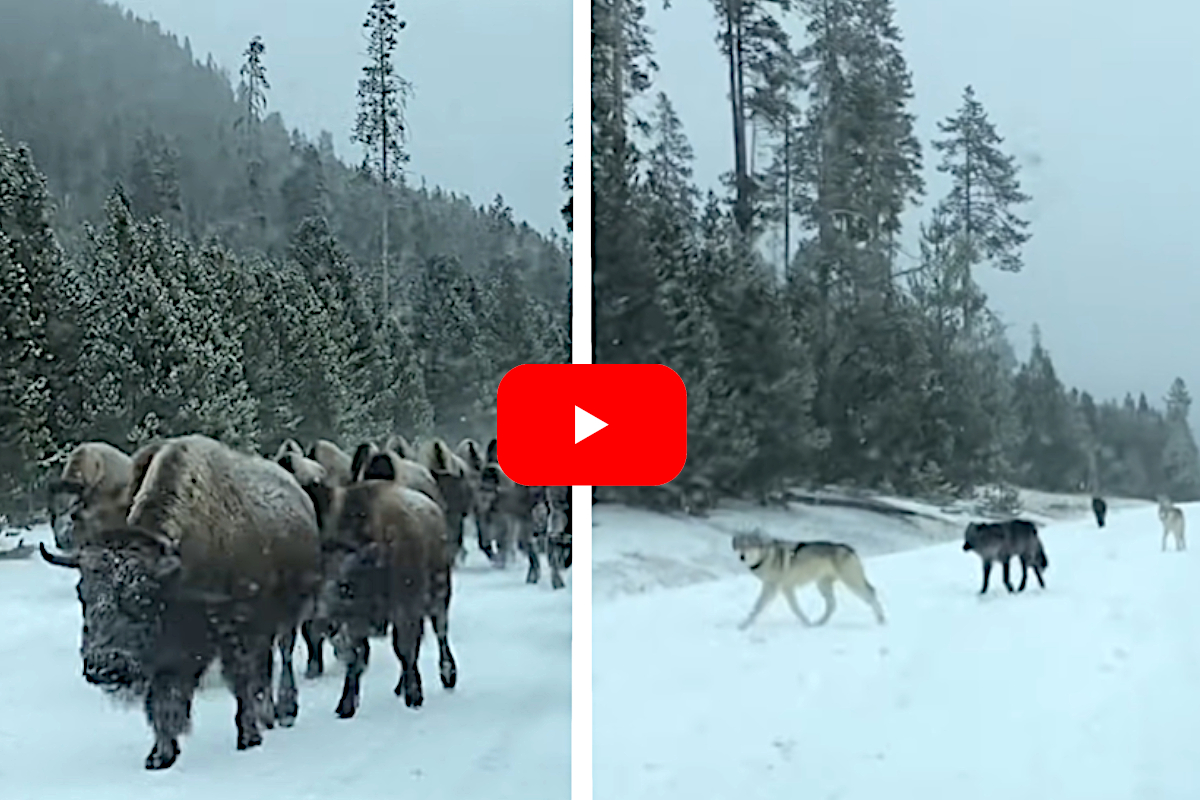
[39,542,80,569]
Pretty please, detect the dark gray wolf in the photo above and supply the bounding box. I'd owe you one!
[731,532,886,630]
[1091,496,1107,528]
[962,519,1048,594]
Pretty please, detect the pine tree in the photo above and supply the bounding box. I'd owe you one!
[561,113,573,233]
[129,128,182,222]
[791,0,923,478]
[1161,377,1200,500]
[592,0,666,365]
[707,0,794,234]
[931,85,1031,277]
[235,35,270,233]
[352,0,412,322]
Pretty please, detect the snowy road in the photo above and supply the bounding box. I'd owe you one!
[594,503,1200,799]
[0,526,570,800]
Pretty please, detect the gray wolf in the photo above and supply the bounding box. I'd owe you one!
[731,532,886,630]
[962,519,1048,594]
[1157,495,1186,551]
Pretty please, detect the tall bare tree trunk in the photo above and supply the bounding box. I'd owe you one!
[783,116,791,271]
[382,182,389,320]
[725,1,750,233]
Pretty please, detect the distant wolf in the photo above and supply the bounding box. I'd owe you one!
[962,519,1048,594]
[1156,495,1186,551]
[731,532,886,630]
[1091,496,1107,528]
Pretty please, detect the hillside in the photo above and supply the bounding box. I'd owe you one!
[0,0,570,300]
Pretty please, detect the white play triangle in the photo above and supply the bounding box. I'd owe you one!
[575,405,608,444]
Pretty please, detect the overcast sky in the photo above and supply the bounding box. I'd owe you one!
[643,0,1200,411]
[116,0,572,237]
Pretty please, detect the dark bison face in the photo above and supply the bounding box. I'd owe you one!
[316,544,390,634]
[47,480,86,551]
[40,531,182,696]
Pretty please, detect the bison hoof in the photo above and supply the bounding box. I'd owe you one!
[551,574,565,590]
[305,661,323,680]
[440,661,457,690]
[145,739,179,770]
[237,728,263,751]
[276,695,298,728]
[335,696,358,719]
[395,674,424,707]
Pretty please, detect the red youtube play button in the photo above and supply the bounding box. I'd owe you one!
[496,364,687,486]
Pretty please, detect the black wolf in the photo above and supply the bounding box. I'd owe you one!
[962,519,1048,595]
[1091,496,1108,528]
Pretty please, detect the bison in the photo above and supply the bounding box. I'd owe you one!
[308,439,354,487]
[47,441,134,551]
[302,479,458,718]
[417,438,479,565]
[350,442,444,508]
[283,443,444,680]
[274,438,306,463]
[476,439,539,571]
[534,485,572,588]
[40,434,322,770]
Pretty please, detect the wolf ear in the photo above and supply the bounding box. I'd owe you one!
[486,438,498,464]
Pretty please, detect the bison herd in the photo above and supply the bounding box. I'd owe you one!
[39,432,572,770]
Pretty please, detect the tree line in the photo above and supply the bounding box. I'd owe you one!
[592,0,1200,510]
[0,0,571,518]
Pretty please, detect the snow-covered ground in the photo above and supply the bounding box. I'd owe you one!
[0,524,570,800]
[594,492,1199,799]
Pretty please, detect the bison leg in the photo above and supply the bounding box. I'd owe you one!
[520,523,541,584]
[301,619,325,679]
[275,626,300,727]
[524,544,541,584]
[143,665,204,770]
[256,645,276,730]
[429,567,457,690]
[333,625,370,719]
[218,634,273,751]
[549,539,566,590]
[452,512,467,561]
[391,611,425,708]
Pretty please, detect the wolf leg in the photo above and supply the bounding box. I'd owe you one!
[1162,527,1169,552]
[813,577,837,626]
[782,587,812,626]
[1032,565,1046,588]
[1017,558,1029,592]
[842,576,886,624]
[1001,558,1015,592]
[738,584,780,631]
[980,560,993,594]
